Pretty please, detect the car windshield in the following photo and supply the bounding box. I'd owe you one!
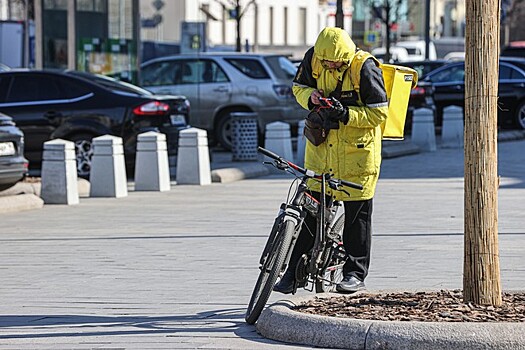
[68,72,153,96]
[264,56,297,80]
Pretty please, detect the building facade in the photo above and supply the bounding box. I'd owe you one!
[1,0,523,72]
[139,0,352,59]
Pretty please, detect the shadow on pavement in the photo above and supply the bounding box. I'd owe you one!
[0,308,299,347]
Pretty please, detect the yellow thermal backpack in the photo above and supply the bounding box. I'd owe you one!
[349,51,418,140]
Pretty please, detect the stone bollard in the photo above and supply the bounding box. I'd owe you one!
[411,107,436,152]
[264,122,294,161]
[296,120,306,167]
[41,139,79,205]
[134,131,170,191]
[176,127,211,185]
[231,112,258,161]
[441,106,464,149]
[89,135,128,198]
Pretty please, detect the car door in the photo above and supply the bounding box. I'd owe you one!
[141,59,201,125]
[195,59,232,129]
[497,62,525,127]
[0,74,65,164]
[429,63,465,107]
[428,64,465,124]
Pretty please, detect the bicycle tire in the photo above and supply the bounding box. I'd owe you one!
[315,214,345,293]
[259,209,285,265]
[245,218,296,325]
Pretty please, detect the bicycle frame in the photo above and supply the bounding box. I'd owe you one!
[258,146,362,292]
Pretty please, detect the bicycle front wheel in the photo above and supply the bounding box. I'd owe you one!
[245,218,296,325]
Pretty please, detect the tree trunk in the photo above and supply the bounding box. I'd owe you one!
[235,2,241,52]
[463,0,502,306]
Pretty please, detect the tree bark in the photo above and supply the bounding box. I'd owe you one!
[463,0,502,306]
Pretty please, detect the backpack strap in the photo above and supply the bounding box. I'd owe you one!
[349,51,381,96]
[329,67,350,100]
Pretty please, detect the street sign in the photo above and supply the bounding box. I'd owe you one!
[364,31,379,45]
[180,22,206,53]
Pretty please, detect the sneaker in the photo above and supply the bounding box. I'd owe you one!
[273,272,305,294]
[336,275,365,293]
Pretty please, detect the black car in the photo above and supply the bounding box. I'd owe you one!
[0,70,190,177]
[407,57,525,130]
[0,113,27,191]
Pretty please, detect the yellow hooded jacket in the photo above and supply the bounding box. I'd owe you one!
[292,27,389,201]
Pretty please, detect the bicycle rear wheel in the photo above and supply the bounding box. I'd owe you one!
[245,218,296,325]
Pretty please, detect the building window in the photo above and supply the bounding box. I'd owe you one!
[44,0,68,10]
[298,7,306,45]
[77,0,106,12]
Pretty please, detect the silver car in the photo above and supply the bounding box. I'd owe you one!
[140,53,304,149]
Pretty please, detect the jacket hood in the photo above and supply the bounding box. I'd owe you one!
[314,27,356,64]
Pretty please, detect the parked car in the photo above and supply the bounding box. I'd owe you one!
[400,59,450,79]
[395,40,438,61]
[140,52,304,149]
[0,112,27,191]
[407,57,525,130]
[0,70,190,177]
[371,47,410,63]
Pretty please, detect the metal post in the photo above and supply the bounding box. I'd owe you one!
[335,0,344,29]
[67,0,76,70]
[425,0,430,60]
[34,0,43,69]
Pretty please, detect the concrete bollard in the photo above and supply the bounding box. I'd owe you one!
[441,106,464,148]
[296,120,306,167]
[411,107,436,152]
[176,127,211,185]
[89,135,128,198]
[134,131,171,191]
[41,139,79,205]
[264,122,294,161]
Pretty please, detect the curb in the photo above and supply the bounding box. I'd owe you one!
[0,178,91,214]
[498,130,525,142]
[211,163,270,183]
[0,193,44,214]
[256,294,525,350]
[382,142,420,159]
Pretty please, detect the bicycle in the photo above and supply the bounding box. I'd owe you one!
[245,146,363,325]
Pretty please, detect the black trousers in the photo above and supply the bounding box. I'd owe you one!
[287,195,373,282]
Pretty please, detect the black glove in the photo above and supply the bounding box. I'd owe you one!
[328,97,349,125]
[317,105,340,130]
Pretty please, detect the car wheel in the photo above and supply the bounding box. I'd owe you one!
[516,101,525,130]
[216,113,234,150]
[69,133,95,178]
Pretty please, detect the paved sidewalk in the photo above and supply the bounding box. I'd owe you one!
[0,140,523,349]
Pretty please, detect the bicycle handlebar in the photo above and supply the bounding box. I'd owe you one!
[258,146,363,191]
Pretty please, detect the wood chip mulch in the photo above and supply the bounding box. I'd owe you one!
[294,290,525,322]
